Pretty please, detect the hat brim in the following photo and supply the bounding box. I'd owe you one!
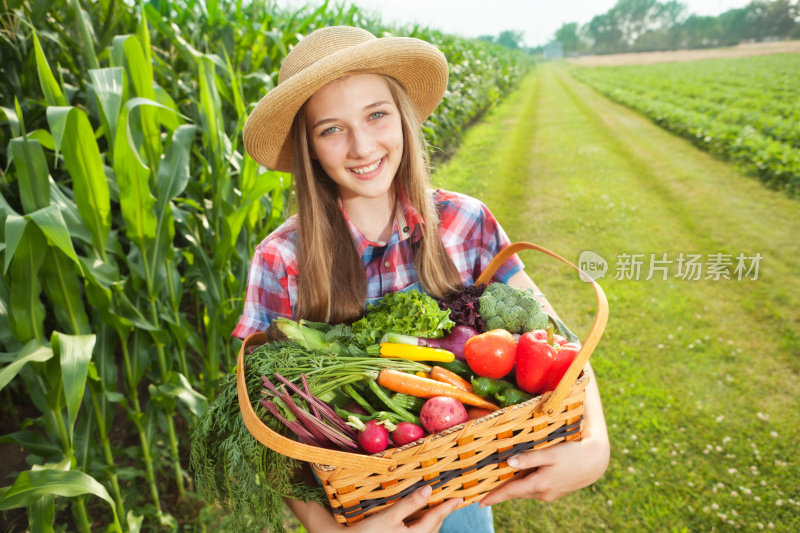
[243,37,448,173]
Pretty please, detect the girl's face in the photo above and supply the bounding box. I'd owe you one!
[304,74,403,204]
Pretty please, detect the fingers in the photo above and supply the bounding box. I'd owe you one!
[480,451,555,507]
[506,447,555,470]
[408,495,463,533]
[383,485,434,522]
[480,475,539,507]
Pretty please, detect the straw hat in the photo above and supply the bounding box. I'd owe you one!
[243,26,449,172]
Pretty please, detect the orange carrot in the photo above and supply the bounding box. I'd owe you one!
[377,369,499,411]
[430,366,473,393]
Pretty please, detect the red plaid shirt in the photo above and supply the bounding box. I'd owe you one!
[232,189,523,339]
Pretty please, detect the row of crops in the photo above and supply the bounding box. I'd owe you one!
[570,54,800,198]
[0,0,534,530]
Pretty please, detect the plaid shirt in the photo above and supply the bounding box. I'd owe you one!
[232,189,523,339]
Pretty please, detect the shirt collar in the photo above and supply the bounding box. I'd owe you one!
[338,193,425,256]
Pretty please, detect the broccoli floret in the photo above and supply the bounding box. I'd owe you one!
[485,316,505,331]
[524,311,550,332]
[498,305,527,333]
[518,290,542,315]
[478,282,550,334]
[477,296,497,318]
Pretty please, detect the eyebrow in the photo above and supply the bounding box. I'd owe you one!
[311,101,393,130]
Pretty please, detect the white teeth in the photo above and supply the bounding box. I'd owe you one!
[350,158,382,175]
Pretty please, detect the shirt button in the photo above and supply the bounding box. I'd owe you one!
[402,226,409,234]
[384,261,390,268]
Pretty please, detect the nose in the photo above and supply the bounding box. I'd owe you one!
[348,125,376,159]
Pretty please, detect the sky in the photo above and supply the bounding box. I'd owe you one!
[277,0,754,48]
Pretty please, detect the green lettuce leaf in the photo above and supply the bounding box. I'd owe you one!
[350,290,454,348]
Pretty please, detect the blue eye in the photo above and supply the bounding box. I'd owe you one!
[321,126,338,136]
[369,111,385,120]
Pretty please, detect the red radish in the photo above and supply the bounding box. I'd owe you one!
[357,420,389,454]
[419,396,469,434]
[391,422,425,445]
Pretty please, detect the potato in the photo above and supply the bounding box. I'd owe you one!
[419,396,469,433]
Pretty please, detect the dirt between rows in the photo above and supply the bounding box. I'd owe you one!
[567,40,800,66]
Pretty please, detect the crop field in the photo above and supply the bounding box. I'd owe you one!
[570,53,800,197]
[431,63,799,532]
[0,1,532,531]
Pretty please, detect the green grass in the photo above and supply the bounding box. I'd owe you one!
[431,63,800,531]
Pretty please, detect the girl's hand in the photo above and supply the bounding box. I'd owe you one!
[479,433,609,506]
[350,485,463,533]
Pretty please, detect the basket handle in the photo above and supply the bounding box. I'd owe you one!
[237,333,398,473]
[475,242,608,416]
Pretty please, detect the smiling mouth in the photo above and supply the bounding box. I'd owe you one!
[349,156,385,175]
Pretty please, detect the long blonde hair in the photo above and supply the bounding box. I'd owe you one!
[291,75,462,323]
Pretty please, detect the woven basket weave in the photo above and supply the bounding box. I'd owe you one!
[237,242,608,524]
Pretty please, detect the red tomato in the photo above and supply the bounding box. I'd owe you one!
[544,342,580,392]
[515,332,556,394]
[464,329,516,379]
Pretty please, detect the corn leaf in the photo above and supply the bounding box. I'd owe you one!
[32,31,66,107]
[27,494,55,533]
[7,222,47,343]
[151,124,195,292]
[48,178,93,246]
[153,85,181,132]
[0,469,121,532]
[113,99,157,249]
[1,106,20,138]
[0,340,54,392]
[0,431,61,462]
[150,372,208,418]
[40,248,90,335]
[26,205,81,269]
[10,137,50,214]
[113,34,161,171]
[197,55,224,169]
[48,107,111,256]
[0,275,13,350]
[70,0,99,70]
[89,67,124,151]
[51,332,95,444]
[182,233,222,311]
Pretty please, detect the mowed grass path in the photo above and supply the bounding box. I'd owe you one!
[432,63,800,531]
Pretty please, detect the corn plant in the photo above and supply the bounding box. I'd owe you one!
[0,0,533,530]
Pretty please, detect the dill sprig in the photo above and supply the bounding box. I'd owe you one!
[190,340,429,531]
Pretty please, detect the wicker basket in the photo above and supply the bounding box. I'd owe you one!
[237,242,608,525]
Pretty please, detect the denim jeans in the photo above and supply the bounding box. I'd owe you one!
[439,503,494,533]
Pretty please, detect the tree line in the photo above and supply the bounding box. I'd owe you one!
[553,0,800,55]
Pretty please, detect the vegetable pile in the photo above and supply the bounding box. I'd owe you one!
[191,284,581,530]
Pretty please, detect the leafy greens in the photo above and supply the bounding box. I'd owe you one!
[350,290,455,348]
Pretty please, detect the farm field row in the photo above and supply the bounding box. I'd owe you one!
[431,64,800,532]
[570,53,800,197]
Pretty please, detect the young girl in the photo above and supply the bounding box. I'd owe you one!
[235,26,609,533]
